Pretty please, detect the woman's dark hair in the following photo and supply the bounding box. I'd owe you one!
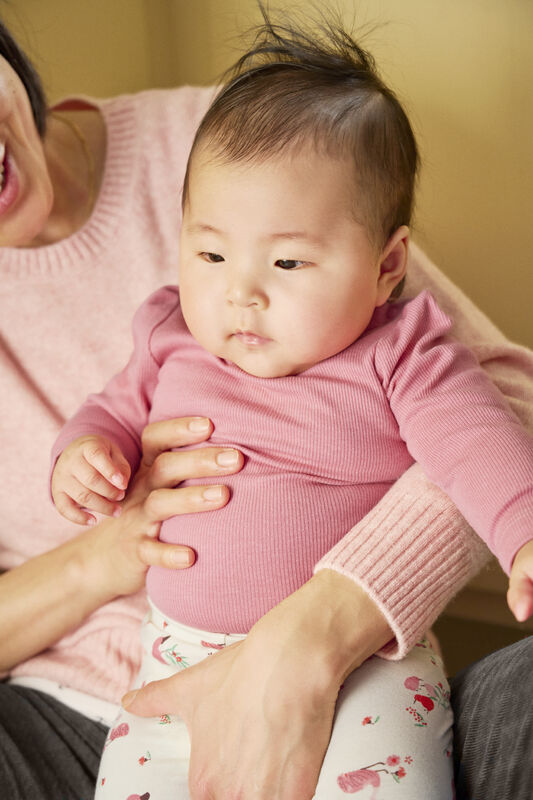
[183,4,418,300]
[0,19,46,136]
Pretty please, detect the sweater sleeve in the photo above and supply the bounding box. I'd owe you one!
[314,245,533,659]
[50,287,179,479]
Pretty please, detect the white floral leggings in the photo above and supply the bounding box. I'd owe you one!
[95,604,454,800]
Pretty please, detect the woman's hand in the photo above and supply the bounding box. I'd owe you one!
[90,415,244,598]
[123,569,393,800]
[0,416,243,672]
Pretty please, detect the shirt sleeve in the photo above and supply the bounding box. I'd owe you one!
[50,287,179,480]
[376,291,533,573]
[314,247,533,659]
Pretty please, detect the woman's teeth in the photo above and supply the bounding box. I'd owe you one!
[0,143,5,192]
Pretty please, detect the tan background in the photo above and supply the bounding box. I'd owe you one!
[3,0,532,670]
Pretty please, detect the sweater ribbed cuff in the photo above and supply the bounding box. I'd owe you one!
[314,464,491,659]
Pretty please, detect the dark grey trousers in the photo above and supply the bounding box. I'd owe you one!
[0,684,107,799]
[0,638,531,799]
[450,636,533,800]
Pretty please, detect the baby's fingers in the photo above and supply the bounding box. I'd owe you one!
[63,476,124,519]
[82,440,130,491]
[71,461,126,508]
[53,491,97,526]
[507,541,533,622]
[72,456,127,507]
[507,573,533,622]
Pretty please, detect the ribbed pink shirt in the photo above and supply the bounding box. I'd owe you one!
[52,287,533,633]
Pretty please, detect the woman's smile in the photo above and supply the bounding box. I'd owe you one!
[0,140,5,190]
[0,145,20,215]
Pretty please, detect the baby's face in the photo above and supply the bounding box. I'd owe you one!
[179,145,393,378]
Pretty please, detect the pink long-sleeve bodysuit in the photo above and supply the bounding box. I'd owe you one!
[52,286,533,634]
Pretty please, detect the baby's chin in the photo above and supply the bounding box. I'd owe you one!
[212,347,300,379]
[224,357,297,379]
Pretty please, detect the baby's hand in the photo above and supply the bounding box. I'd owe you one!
[51,435,131,525]
[507,540,533,622]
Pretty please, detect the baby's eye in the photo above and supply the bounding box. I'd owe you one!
[201,252,225,263]
[275,259,304,270]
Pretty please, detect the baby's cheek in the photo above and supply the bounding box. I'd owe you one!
[290,303,338,361]
[291,296,331,332]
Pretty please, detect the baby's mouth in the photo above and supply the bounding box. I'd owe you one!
[234,330,272,346]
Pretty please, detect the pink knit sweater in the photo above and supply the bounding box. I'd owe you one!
[52,288,533,633]
[2,88,533,701]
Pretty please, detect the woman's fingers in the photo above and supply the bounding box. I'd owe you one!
[147,447,243,491]
[141,417,214,467]
[122,673,183,716]
[137,539,196,569]
[124,445,241,513]
[142,484,230,524]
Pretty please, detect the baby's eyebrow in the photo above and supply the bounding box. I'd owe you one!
[184,223,325,248]
[267,231,324,247]
[185,222,224,235]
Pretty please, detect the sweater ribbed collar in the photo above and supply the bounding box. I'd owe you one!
[0,95,137,280]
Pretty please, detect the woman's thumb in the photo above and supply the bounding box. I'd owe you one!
[122,674,184,717]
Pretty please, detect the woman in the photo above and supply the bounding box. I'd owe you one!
[0,18,531,800]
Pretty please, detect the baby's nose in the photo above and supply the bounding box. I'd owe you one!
[225,271,268,309]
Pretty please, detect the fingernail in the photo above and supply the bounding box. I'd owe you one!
[188,417,210,432]
[86,516,96,527]
[122,689,138,709]
[203,485,224,501]
[111,473,126,489]
[113,506,122,518]
[216,450,239,467]
[170,549,195,567]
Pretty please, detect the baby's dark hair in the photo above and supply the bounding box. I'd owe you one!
[183,5,419,279]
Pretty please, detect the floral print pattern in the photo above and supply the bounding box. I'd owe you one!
[151,635,190,669]
[337,755,412,795]
[404,675,450,727]
[96,614,453,799]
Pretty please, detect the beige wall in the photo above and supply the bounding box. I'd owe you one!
[3,0,532,348]
[2,0,155,96]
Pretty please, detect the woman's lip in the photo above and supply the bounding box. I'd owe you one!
[0,149,20,216]
[234,330,272,346]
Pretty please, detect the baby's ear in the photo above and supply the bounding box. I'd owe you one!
[376,226,409,305]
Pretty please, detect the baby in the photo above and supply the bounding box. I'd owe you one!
[51,13,533,800]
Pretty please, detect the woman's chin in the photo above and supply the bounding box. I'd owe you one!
[2,198,54,248]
